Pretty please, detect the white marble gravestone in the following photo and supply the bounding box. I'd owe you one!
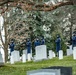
[53,51,55,57]
[22,50,27,62]
[49,50,53,59]
[67,49,70,56]
[0,52,4,64]
[10,54,14,64]
[22,54,26,62]
[27,53,31,61]
[34,45,47,61]
[27,48,32,61]
[11,50,20,62]
[31,49,33,59]
[69,45,73,55]
[73,47,76,60]
[59,50,63,60]
[24,49,32,61]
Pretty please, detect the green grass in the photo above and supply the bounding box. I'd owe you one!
[0,56,76,75]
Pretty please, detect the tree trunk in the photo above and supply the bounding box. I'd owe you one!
[4,21,8,63]
[4,45,8,63]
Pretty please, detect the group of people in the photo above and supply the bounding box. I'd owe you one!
[9,33,76,56]
[55,33,76,55]
[26,37,45,53]
[9,37,45,54]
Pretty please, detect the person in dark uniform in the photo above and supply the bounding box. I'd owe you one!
[9,40,15,55]
[34,38,40,47]
[26,38,31,54]
[41,36,45,45]
[72,33,76,49]
[55,35,61,56]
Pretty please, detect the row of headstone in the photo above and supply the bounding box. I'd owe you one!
[10,49,33,64]
[21,45,64,62]
[10,45,76,64]
[66,45,76,60]
[34,45,64,61]
[22,49,33,63]
[48,50,63,60]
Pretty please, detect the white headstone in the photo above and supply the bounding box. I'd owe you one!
[73,47,76,60]
[0,52,3,64]
[22,50,27,62]
[49,50,53,59]
[67,49,70,56]
[59,50,63,60]
[11,50,20,62]
[31,49,33,59]
[27,53,31,61]
[10,54,14,64]
[27,49,32,61]
[22,54,26,62]
[69,45,73,55]
[34,45,47,61]
[24,49,28,59]
[53,51,55,57]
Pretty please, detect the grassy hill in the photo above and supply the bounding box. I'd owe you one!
[0,56,76,75]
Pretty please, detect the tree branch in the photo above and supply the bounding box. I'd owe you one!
[11,1,74,11]
[0,0,12,6]
[0,0,74,14]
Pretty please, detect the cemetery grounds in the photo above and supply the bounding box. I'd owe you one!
[0,56,76,75]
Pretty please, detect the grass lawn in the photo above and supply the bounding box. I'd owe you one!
[0,56,76,75]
